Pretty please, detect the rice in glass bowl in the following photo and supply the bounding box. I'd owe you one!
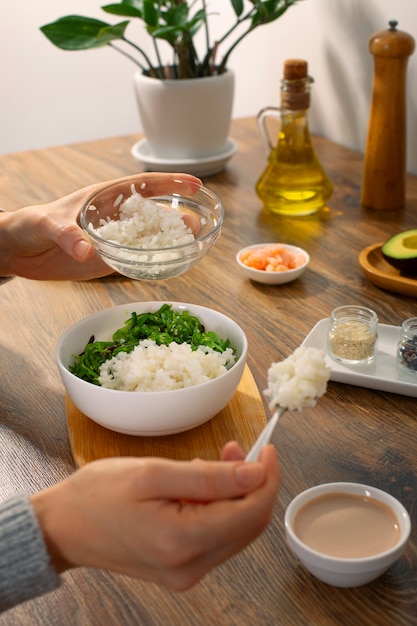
[80,177,224,280]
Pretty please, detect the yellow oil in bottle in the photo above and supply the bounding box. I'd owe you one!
[256,60,333,216]
[256,111,333,216]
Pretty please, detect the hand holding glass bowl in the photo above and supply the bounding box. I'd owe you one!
[80,176,224,281]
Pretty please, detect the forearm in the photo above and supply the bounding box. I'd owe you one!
[0,494,60,613]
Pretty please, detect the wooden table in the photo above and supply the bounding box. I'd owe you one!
[1,118,416,625]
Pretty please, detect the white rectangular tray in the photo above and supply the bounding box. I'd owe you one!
[301,319,417,398]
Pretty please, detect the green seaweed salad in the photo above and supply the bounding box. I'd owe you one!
[70,303,235,385]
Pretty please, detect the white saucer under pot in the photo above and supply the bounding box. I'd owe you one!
[131,138,238,177]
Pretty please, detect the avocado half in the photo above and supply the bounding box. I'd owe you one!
[382,229,417,274]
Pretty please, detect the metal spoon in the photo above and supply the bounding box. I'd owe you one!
[245,406,286,462]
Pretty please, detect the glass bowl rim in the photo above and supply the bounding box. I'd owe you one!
[80,180,224,254]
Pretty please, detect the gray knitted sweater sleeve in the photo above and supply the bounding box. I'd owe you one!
[0,493,60,612]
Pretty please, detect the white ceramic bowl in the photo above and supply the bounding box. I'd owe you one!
[235,243,309,285]
[56,301,247,436]
[285,482,411,588]
[80,177,224,281]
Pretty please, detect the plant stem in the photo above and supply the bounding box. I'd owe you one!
[218,24,256,74]
[215,7,255,46]
[108,43,145,70]
[202,0,210,56]
[113,37,158,75]
[152,39,165,79]
[200,6,255,74]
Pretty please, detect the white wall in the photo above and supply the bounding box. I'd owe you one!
[1,0,417,173]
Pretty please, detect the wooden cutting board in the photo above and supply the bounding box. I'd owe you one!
[66,365,267,467]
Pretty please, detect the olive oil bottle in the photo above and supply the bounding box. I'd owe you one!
[256,59,333,216]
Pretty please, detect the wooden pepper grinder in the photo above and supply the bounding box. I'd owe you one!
[361,21,415,210]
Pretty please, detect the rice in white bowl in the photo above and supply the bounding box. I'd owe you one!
[98,339,236,392]
[89,186,195,249]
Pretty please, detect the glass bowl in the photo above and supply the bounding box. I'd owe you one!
[80,177,224,280]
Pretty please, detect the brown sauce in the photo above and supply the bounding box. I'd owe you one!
[294,492,400,558]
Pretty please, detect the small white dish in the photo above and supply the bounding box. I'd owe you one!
[236,243,310,285]
[285,482,411,588]
[131,138,238,176]
[301,319,417,398]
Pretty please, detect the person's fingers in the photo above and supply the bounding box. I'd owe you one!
[180,212,201,234]
[35,218,96,262]
[122,456,267,502]
[182,446,280,549]
[133,447,280,562]
[155,528,267,591]
[221,440,246,461]
[32,449,280,588]
[148,447,281,590]
[38,171,201,249]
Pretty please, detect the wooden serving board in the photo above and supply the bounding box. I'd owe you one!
[66,365,267,467]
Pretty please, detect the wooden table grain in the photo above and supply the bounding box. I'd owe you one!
[1,118,417,625]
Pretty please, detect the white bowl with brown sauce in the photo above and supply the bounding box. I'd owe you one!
[284,482,411,587]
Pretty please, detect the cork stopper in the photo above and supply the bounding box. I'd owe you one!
[283,59,308,80]
[281,59,311,110]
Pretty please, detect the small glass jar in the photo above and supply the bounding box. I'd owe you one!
[327,305,378,365]
[397,317,417,374]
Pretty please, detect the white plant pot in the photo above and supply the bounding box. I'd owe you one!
[133,70,235,161]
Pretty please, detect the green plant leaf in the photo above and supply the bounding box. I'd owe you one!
[101,3,143,18]
[142,0,159,27]
[40,15,129,50]
[147,24,180,45]
[161,3,189,27]
[186,9,207,37]
[147,5,206,46]
[230,0,244,17]
[40,1,302,77]
[250,0,299,27]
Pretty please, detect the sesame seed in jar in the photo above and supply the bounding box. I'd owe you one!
[327,306,378,365]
